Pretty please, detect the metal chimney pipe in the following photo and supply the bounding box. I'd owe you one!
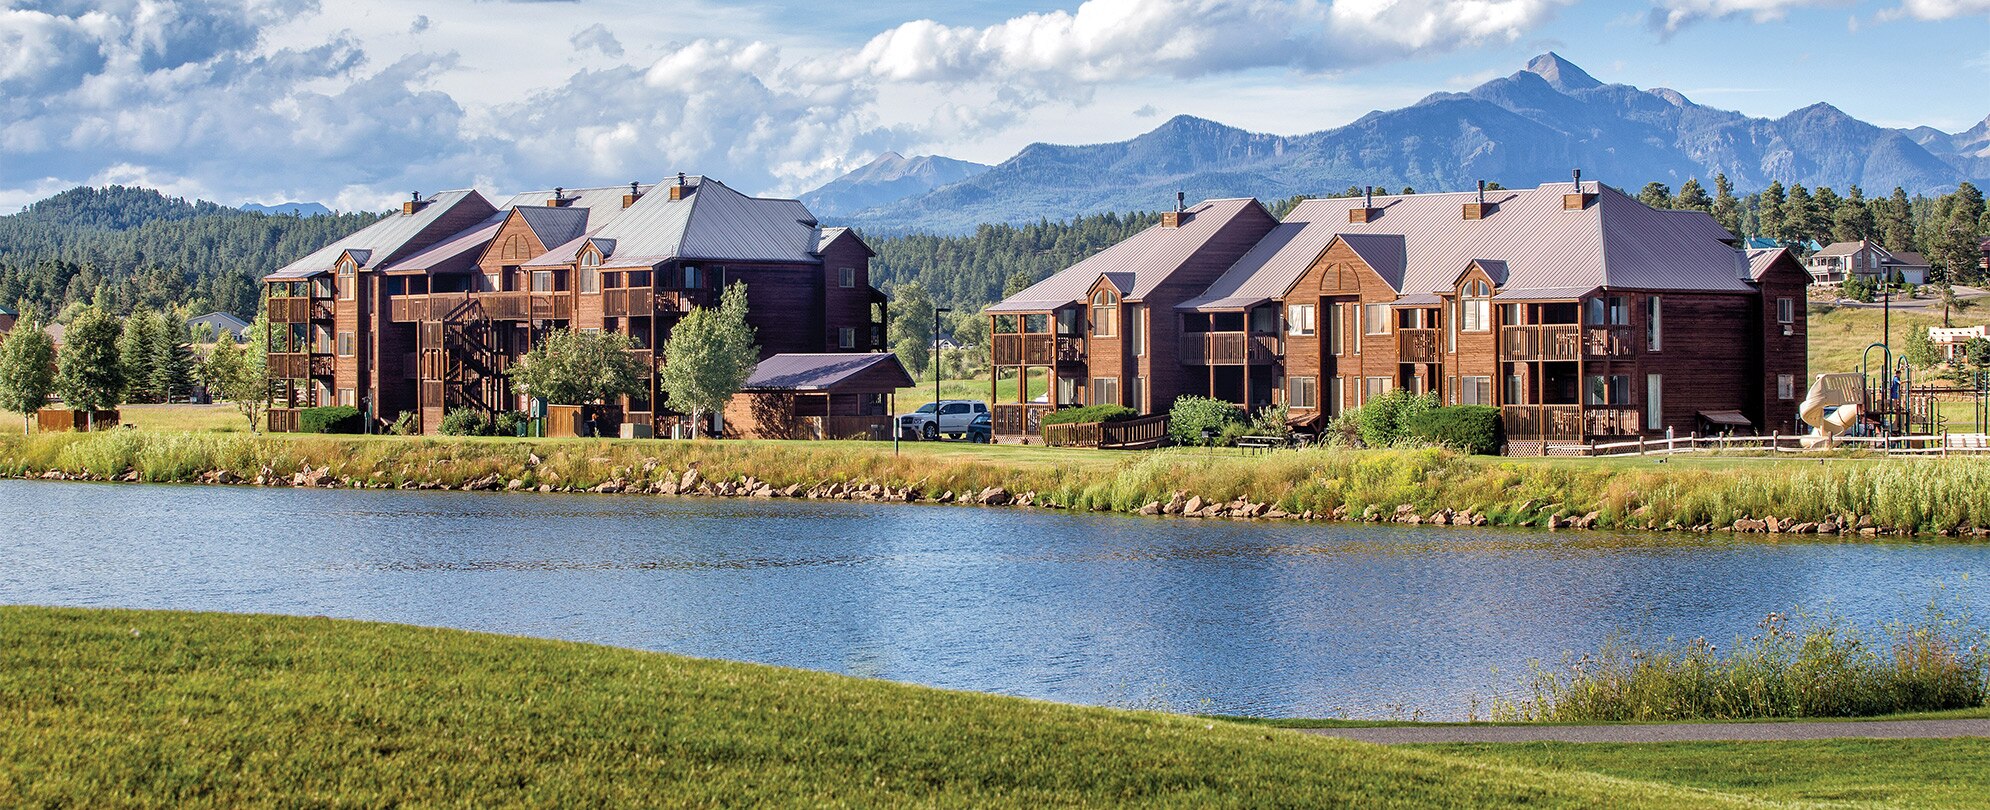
[1364,186,1373,209]
[1477,180,1486,205]
[1572,169,1581,191]
[1176,191,1186,213]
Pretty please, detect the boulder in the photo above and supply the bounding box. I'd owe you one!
[1183,496,1205,515]
[977,487,1011,506]
[1137,502,1162,516]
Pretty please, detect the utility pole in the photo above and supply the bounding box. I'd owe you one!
[934,306,952,436]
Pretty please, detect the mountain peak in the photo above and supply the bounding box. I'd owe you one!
[1523,52,1601,92]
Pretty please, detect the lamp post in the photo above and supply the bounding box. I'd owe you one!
[934,307,952,438]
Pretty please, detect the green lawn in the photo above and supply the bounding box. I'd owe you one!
[1,607,1758,808]
[0,403,250,435]
[1423,738,1990,809]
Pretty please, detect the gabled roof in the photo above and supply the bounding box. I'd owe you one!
[1811,241,1868,258]
[268,189,489,280]
[1181,182,1754,310]
[1467,259,1509,286]
[1748,247,1795,280]
[1889,251,1930,267]
[378,212,507,274]
[340,249,372,268]
[525,177,827,269]
[516,205,594,252]
[742,353,913,391]
[989,198,1269,314]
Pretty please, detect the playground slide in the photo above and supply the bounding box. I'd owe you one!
[1800,373,1864,448]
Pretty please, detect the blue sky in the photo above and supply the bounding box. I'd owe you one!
[1,0,1986,212]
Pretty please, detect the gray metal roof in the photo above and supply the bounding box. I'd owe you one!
[526,177,825,269]
[1392,292,1442,306]
[1748,247,1791,280]
[516,205,594,252]
[1811,241,1866,258]
[267,189,486,280]
[742,352,912,391]
[378,212,506,273]
[1178,182,1754,311]
[988,198,1267,314]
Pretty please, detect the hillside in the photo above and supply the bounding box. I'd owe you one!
[798,152,989,219]
[829,53,1990,234]
[0,606,1764,807]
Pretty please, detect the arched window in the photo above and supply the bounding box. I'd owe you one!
[1461,279,1491,332]
[1090,289,1118,337]
[579,249,601,293]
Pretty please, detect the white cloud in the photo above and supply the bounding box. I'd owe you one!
[1879,0,1990,19]
[1645,0,1851,33]
[569,23,621,57]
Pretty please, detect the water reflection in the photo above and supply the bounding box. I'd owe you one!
[4,479,1986,719]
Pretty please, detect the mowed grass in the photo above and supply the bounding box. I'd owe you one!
[1422,739,1990,809]
[0,607,1752,808]
[0,403,248,435]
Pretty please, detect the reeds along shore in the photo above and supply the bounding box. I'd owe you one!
[6,430,1990,537]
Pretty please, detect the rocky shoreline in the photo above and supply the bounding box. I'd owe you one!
[14,458,1975,539]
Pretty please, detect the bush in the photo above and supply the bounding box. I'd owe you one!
[1167,396,1245,445]
[1040,404,1137,427]
[1403,405,1504,455]
[1355,390,1437,447]
[439,408,492,437]
[493,411,527,437]
[298,406,362,434]
[388,411,421,436]
[1321,411,1362,447]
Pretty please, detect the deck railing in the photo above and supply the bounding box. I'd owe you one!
[267,298,310,324]
[267,408,300,433]
[993,403,1055,435]
[1179,332,1278,365]
[1502,405,1640,439]
[481,292,572,321]
[1042,414,1170,449]
[269,353,310,379]
[991,334,1083,365]
[1398,328,1439,363]
[604,288,655,317]
[1585,326,1635,357]
[1499,325,1582,361]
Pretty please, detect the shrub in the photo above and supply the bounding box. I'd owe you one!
[1403,405,1503,455]
[1167,396,1245,445]
[493,411,528,438]
[439,408,492,437]
[1322,410,1362,447]
[1040,404,1137,427]
[298,406,362,434]
[388,411,421,436]
[1355,390,1438,447]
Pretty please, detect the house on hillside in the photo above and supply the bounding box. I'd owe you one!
[1805,240,1930,286]
[986,180,1810,452]
[260,175,890,436]
[1931,325,1989,361]
[188,311,251,343]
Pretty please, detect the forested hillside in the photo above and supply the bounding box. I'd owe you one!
[0,186,379,322]
[865,210,1165,310]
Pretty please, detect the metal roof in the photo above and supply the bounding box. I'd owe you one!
[1179,182,1754,311]
[1811,241,1866,258]
[516,205,594,252]
[1392,293,1442,306]
[267,189,487,280]
[526,177,826,269]
[1492,285,1596,301]
[742,352,912,391]
[377,212,506,273]
[988,198,1269,314]
[1747,247,1791,280]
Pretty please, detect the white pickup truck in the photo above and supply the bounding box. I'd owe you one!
[897,400,989,440]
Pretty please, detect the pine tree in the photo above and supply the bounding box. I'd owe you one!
[1758,182,1787,242]
[56,305,125,429]
[1929,182,1987,285]
[1833,185,1875,244]
[117,306,163,403]
[1637,182,1674,209]
[151,307,195,403]
[1711,174,1743,236]
[1674,178,1712,212]
[1880,187,1916,253]
[1782,184,1819,249]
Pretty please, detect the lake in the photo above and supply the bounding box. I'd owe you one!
[5,479,1987,719]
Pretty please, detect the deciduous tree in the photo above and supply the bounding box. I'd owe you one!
[0,315,57,433]
[55,305,125,430]
[657,282,758,439]
[197,330,268,432]
[509,327,652,409]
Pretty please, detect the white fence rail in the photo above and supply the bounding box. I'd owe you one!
[1560,433,1990,458]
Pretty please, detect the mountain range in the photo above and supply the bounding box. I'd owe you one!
[813,53,1990,235]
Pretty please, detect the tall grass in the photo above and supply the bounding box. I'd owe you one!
[1493,599,1990,722]
[7,430,1990,534]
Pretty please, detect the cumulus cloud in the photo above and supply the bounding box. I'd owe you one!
[569,22,621,57]
[1645,0,1850,34]
[1879,0,1990,19]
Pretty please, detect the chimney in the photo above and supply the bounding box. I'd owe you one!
[669,172,691,201]
[1348,185,1378,223]
[1462,179,1495,220]
[547,186,573,208]
[401,191,425,215]
[622,181,643,209]
[1563,168,1596,211]
[1162,191,1191,228]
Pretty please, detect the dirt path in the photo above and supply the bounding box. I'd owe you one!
[1300,718,1990,744]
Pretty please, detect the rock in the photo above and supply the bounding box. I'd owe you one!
[1183,496,1205,515]
[977,487,1011,506]
[1137,501,1162,516]
[1546,514,1565,530]
[527,453,542,467]
[538,484,553,493]
[1581,511,1601,529]
[1733,518,1767,532]
[215,470,239,485]
[680,468,702,491]
[1265,507,1291,519]
[1789,522,1817,534]
[751,484,774,498]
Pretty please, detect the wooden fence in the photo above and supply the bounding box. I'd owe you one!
[35,409,120,432]
[1042,415,1169,449]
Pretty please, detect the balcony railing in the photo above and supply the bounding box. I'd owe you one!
[1179,332,1278,365]
[1398,328,1439,363]
[992,335,1083,365]
[269,353,309,379]
[1585,326,1635,358]
[267,408,300,434]
[1499,325,1582,362]
[309,356,336,377]
[389,295,431,323]
[481,292,572,321]
[268,297,310,324]
[604,288,655,318]
[993,403,1056,435]
[1502,405,1641,439]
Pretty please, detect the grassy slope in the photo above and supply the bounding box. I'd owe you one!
[1423,739,1990,809]
[0,608,1750,809]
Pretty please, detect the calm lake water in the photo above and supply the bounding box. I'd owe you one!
[5,479,1989,719]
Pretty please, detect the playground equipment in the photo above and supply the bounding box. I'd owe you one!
[1800,372,1865,449]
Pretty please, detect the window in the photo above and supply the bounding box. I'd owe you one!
[1127,306,1146,356]
[1647,374,1664,428]
[1586,296,1629,326]
[838,327,856,349]
[1329,377,1345,416]
[1092,376,1119,405]
[532,270,553,292]
[1446,300,1457,353]
[338,388,356,408]
[1364,376,1391,401]
[1506,373,1525,405]
[1587,374,1631,406]
[1126,376,1144,411]
[838,267,856,288]
[1461,280,1491,332]
[1289,376,1318,409]
[1646,296,1663,351]
[941,403,969,415]
[338,258,356,301]
[1500,303,1522,325]
[1249,306,1278,334]
[1460,376,1492,405]
[579,251,601,294]
[1777,297,1795,324]
[1055,308,1081,336]
[1288,303,1316,336]
[1326,303,1343,354]
[1778,373,1795,400]
[1364,303,1390,334]
[1091,289,1118,337]
[336,331,355,357]
[682,265,702,289]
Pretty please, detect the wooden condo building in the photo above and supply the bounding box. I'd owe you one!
[987,180,1810,451]
[262,176,888,434]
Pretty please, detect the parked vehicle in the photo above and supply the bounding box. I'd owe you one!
[966,412,992,443]
[897,400,988,440]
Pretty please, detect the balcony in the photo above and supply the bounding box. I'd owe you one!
[993,403,1056,435]
[604,288,655,318]
[992,335,1085,365]
[268,297,310,324]
[390,295,432,323]
[1179,332,1277,365]
[269,353,309,379]
[1398,328,1439,363]
[1502,405,1641,439]
[481,292,572,321]
[309,356,336,377]
[1584,326,1634,358]
[1499,325,1582,362]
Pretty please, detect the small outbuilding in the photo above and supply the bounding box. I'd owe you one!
[725,353,912,440]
